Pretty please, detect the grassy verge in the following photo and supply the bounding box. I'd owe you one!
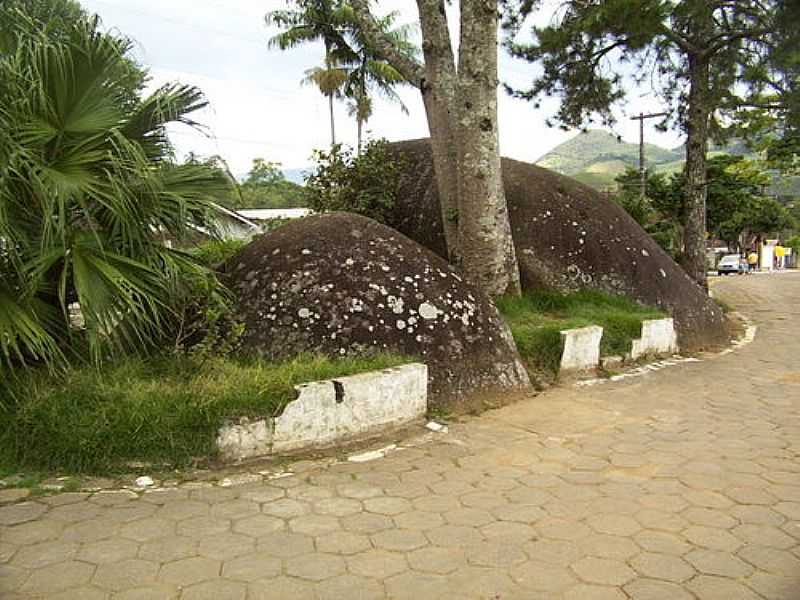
[0,352,409,475]
[497,289,666,375]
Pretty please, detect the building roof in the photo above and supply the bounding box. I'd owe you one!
[237,208,313,221]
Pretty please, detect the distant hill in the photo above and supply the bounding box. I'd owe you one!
[282,168,310,185]
[536,130,682,180]
[535,129,799,198]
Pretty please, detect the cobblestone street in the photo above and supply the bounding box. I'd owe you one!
[1,273,799,599]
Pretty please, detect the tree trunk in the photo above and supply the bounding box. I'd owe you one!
[347,0,522,296]
[325,43,336,147]
[356,76,365,156]
[416,0,461,262]
[681,52,711,288]
[329,94,336,146]
[455,0,521,296]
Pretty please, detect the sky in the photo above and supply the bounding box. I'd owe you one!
[81,0,685,176]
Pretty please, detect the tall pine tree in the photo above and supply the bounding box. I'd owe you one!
[506,0,786,287]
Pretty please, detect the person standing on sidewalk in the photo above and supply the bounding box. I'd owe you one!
[747,249,758,273]
[775,243,785,270]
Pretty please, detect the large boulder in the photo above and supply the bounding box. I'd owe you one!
[223,212,530,406]
[386,139,730,349]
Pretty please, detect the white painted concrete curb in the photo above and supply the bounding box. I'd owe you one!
[560,325,603,371]
[630,318,678,360]
[217,363,428,462]
[558,317,680,375]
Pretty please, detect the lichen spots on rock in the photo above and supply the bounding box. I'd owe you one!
[223,212,529,405]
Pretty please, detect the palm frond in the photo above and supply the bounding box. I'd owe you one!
[123,83,208,160]
[302,65,349,96]
[0,281,62,369]
[268,26,320,50]
[67,232,167,361]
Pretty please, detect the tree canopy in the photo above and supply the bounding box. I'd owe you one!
[506,0,790,286]
[267,0,416,150]
[237,159,309,209]
[727,0,800,174]
[342,10,415,152]
[614,156,794,255]
[506,0,784,135]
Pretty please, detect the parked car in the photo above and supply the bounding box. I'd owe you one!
[717,254,746,275]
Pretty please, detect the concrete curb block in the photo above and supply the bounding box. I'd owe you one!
[560,325,603,372]
[217,363,428,462]
[630,318,679,360]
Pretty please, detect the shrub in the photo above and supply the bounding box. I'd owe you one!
[305,139,408,224]
[787,235,800,258]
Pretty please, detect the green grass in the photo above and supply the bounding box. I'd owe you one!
[497,289,666,375]
[0,353,409,475]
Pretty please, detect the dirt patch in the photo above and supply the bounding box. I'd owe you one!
[385,139,731,351]
[223,212,531,407]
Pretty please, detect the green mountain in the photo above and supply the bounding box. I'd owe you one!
[535,130,682,179]
[537,130,800,199]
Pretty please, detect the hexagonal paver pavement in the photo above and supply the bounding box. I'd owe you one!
[2,274,799,599]
[286,553,346,581]
[158,556,220,587]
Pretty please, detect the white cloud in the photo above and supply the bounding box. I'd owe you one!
[84,0,684,174]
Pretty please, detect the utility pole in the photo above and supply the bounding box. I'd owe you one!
[630,112,668,200]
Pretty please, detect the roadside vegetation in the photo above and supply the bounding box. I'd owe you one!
[497,290,666,376]
[0,1,233,372]
[0,1,413,480]
[190,239,249,269]
[0,353,408,474]
[613,156,796,261]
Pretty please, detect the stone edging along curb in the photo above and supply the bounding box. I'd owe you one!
[0,318,758,500]
[559,325,603,371]
[560,317,679,374]
[575,312,757,388]
[216,363,428,462]
[630,317,679,359]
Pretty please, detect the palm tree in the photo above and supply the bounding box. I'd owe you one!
[266,0,354,145]
[347,91,373,153]
[344,55,410,153]
[341,11,415,153]
[0,4,231,371]
[302,63,349,144]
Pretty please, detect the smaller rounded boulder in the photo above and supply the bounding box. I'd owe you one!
[223,212,530,405]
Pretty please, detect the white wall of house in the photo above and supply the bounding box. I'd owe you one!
[761,241,776,271]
